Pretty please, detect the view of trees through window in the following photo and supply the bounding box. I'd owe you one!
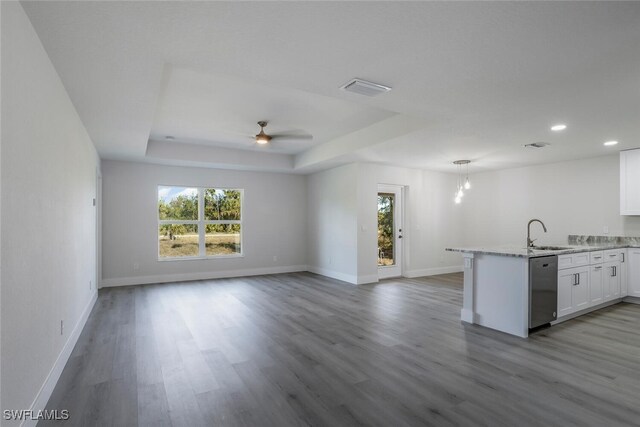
[158,186,242,258]
[377,193,395,266]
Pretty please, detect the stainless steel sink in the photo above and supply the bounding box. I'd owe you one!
[528,245,572,251]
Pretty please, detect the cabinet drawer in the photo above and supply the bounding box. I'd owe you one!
[604,249,622,262]
[558,252,590,270]
[590,251,604,264]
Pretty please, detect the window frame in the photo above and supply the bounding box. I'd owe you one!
[158,185,244,261]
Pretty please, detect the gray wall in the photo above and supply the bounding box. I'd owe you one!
[460,154,640,247]
[306,164,360,282]
[101,160,308,286]
[1,2,99,422]
[306,163,464,284]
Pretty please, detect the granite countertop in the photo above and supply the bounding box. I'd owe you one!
[446,243,637,258]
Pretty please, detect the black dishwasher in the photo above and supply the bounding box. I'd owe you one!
[529,255,558,329]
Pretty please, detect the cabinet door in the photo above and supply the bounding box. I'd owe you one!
[628,249,640,298]
[573,268,590,311]
[620,250,628,297]
[604,262,621,302]
[620,149,640,215]
[589,264,604,306]
[612,261,621,299]
[558,269,576,317]
[603,263,613,301]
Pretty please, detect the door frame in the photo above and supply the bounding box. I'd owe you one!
[377,184,404,279]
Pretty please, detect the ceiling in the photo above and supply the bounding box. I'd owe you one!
[21,1,640,174]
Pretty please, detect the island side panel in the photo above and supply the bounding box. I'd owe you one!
[473,254,529,337]
[461,253,475,323]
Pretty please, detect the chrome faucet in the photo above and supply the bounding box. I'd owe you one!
[527,219,547,248]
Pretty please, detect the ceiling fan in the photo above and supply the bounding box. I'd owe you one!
[254,121,312,145]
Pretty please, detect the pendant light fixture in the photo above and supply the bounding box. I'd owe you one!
[453,160,471,204]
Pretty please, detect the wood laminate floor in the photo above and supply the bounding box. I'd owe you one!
[41,272,640,426]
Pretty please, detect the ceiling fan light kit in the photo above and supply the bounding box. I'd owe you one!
[255,121,272,145]
[253,121,312,145]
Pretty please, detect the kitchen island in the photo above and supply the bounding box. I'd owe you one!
[446,243,633,337]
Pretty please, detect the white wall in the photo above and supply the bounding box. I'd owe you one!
[357,164,464,282]
[461,155,640,247]
[1,3,99,424]
[307,164,359,283]
[101,160,307,286]
[306,163,463,284]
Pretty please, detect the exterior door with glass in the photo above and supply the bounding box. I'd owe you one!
[377,184,403,279]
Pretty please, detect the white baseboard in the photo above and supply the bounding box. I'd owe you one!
[552,298,623,324]
[404,265,463,278]
[101,265,465,288]
[460,308,474,323]
[623,296,640,305]
[100,265,308,287]
[22,291,98,427]
[357,274,379,285]
[307,266,358,285]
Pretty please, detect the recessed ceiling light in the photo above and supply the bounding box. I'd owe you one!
[550,124,567,132]
[604,140,618,146]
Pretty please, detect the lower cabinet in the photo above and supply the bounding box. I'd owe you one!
[558,249,630,319]
[604,261,621,302]
[621,250,628,297]
[558,266,589,317]
[589,264,604,305]
[628,249,640,298]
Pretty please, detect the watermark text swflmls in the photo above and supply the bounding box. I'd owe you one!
[3,409,70,421]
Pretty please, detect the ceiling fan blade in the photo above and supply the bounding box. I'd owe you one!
[270,133,313,141]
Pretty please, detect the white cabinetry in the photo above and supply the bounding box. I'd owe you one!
[558,249,628,319]
[558,252,590,269]
[603,261,621,301]
[603,249,623,302]
[621,249,628,297]
[557,264,589,317]
[627,248,640,298]
[589,264,604,305]
[620,149,640,215]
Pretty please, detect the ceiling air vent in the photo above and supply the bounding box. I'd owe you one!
[340,78,391,97]
[524,142,550,149]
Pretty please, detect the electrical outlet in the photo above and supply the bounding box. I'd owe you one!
[603,226,610,235]
[273,255,278,262]
[133,262,140,271]
[60,320,64,335]
[328,257,332,265]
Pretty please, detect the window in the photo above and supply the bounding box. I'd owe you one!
[158,186,242,259]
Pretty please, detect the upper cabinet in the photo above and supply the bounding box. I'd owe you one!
[620,149,640,215]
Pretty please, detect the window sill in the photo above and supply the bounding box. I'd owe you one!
[158,254,244,262]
